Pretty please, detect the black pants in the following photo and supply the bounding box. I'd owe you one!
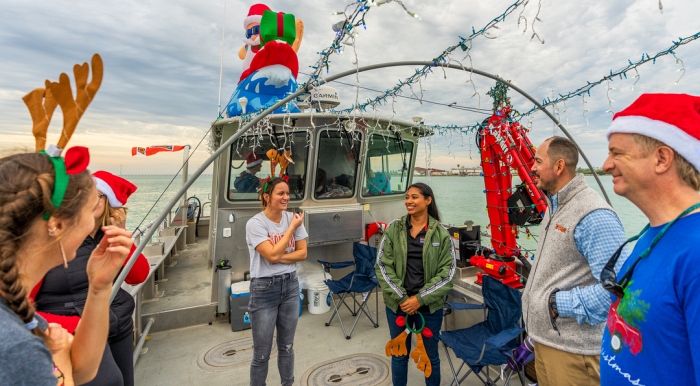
[82,328,134,386]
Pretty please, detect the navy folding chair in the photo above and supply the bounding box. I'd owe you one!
[440,275,527,386]
[318,242,379,339]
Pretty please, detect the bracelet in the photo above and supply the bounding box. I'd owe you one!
[53,363,64,380]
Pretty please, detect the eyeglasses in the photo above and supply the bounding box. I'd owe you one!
[600,201,700,298]
[245,25,260,39]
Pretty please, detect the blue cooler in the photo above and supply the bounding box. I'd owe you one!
[230,281,251,332]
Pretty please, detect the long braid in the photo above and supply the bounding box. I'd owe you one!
[0,168,52,323]
[0,153,92,324]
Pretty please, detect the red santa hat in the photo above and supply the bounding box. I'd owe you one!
[246,152,263,168]
[607,93,700,172]
[244,3,271,28]
[93,171,137,207]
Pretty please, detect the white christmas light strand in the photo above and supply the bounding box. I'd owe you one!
[304,0,420,89]
[520,31,700,117]
[335,0,534,115]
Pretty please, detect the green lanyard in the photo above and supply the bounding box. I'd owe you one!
[618,202,700,289]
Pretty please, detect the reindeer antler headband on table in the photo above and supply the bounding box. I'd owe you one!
[22,54,103,220]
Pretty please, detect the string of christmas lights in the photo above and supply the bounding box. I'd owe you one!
[520,31,700,117]
[304,1,370,86]
[303,0,421,89]
[424,30,700,137]
[334,0,533,115]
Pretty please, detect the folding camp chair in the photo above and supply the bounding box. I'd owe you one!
[439,275,528,386]
[318,242,379,339]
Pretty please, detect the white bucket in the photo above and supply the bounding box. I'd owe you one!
[230,281,250,296]
[307,286,331,314]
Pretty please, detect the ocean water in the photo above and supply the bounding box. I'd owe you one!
[414,175,647,236]
[123,174,214,232]
[413,175,647,255]
[123,174,647,249]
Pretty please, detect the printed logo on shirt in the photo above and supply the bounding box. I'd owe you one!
[607,281,648,356]
[555,224,567,233]
[419,237,425,244]
[268,232,296,253]
[601,348,645,386]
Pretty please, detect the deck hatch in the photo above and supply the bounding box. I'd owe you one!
[197,336,277,372]
[300,353,390,385]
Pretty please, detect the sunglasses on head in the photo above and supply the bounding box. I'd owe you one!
[245,25,260,39]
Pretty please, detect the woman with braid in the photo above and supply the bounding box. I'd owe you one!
[0,151,133,385]
[32,171,149,386]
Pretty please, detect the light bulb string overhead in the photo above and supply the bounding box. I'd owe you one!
[520,31,700,117]
[304,0,421,89]
[337,0,532,115]
[431,31,700,135]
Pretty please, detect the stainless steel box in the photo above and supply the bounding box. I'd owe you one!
[301,205,364,246]
[142,242,164,258]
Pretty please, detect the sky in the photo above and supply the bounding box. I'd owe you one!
[1,0,699,175]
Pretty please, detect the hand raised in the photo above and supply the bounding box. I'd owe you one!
[290,212,305,230]
[87,226,133,292]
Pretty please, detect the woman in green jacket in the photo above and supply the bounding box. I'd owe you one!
[375,182,456,386]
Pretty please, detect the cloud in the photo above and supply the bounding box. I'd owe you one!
[1,0,699,173]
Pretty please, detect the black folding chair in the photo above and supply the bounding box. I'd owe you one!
[318,242,379,339]
[440,276,528,385]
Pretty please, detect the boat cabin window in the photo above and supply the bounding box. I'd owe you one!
[228,131,309,201]
[314,130,362,199]
[362,134,413,197]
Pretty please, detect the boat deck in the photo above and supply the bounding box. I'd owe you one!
[133,236,527,385]
[135,306,525,386]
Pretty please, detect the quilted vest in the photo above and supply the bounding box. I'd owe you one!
[521,174,612,355]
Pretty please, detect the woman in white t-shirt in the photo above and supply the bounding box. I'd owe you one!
[245,177,308,386]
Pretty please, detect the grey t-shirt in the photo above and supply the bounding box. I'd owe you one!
[246,211,308,278]
[0,301,56,385]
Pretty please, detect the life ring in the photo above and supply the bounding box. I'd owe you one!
[365,222,388,242]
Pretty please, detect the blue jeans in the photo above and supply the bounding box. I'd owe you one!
[248,272,300,386]
[386,306,443,386]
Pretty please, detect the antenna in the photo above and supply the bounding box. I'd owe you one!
[217,0,227,117]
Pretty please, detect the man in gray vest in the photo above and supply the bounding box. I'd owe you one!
[522,136,628,385]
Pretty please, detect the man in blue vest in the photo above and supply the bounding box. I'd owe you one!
[600,93,700,385]
[522,136,628,386]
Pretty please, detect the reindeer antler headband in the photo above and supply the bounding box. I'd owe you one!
[22,54,102,219]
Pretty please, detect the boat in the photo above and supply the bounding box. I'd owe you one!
[111,2,664,384]
[127,98,481,385]
[126,79,552,384]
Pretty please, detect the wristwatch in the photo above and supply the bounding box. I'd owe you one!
[549,291,559,318]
